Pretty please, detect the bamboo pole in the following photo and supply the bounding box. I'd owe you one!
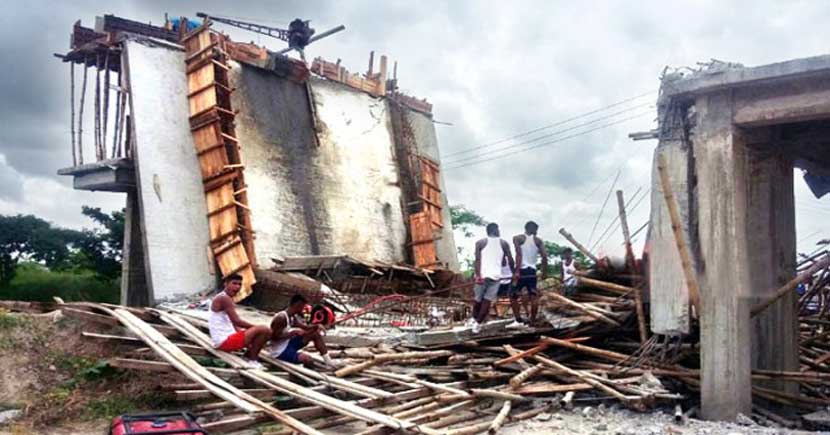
[495,343,546,367]
[70,62,76,166]
[559,227,599,263]
[574,276,634,295]
[657,153,701,315]
[510,363,545,389]
[752,254,830,317]
[617,190,648,343]
[109,309,323,435]
[532,354,631,403]
[78,58,88,164]
[544,291,621,326]
[488,401,512,434]
[470,389,527,402]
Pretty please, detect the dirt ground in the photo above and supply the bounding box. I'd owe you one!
[499,405,819,435]
[0,310,176,434]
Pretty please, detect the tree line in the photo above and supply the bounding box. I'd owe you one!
[0,207,124,302]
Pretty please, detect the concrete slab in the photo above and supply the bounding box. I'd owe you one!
[125,40,215,302]
[663,54,830,97]
[57,158,135,192]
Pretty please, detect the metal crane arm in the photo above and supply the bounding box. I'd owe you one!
[196,12,290,41]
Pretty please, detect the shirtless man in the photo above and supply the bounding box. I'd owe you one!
[268,294,338,368]
[208,274,272,369]
[469,222,514,334]
[511,221,548,326]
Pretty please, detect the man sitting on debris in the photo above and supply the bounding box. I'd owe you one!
[209,274,272,369]
[510,221,549,327]
[561,248,579,296]
[268,294,339,368]
[469,222,514,334]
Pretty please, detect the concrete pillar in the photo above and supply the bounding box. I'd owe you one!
[744,142,799,394]
[120,191,149,306]
[694,91,753,420]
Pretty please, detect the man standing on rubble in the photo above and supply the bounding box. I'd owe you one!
[511,221,549,327]
[469,223,515,334]
[268,294,339,368]
[209,274,272,369]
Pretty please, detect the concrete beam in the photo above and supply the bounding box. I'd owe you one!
[57,157,135,192]
[662,54,830,98]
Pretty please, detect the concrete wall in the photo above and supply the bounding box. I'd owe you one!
[648,141,693,335]
[232,65,410,264]
[125,40,216,301]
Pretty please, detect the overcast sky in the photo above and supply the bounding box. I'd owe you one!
[1,0,828,262]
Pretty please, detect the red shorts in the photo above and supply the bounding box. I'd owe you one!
[217,330,246,351]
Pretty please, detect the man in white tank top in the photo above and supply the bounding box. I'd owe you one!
[511,221,549,326]
[470,223,514,333]
[561,248,579,295]
[208,274,272,369]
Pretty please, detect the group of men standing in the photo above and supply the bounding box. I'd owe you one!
[469,220,578,333]
[208,274,337,370]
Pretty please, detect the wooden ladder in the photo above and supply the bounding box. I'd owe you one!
[181,23,257,299]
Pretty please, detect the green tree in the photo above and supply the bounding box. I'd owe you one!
[450,205,487,237]
[543,240,591,279]
[450,205,488,273]
[71,207,125,279]
[0,215,82,285]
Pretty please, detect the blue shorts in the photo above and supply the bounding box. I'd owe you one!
[277,336,306,363]
[497,282,512,297]
[511,267,538,297]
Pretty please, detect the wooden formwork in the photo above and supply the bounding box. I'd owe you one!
[181,24,256,300]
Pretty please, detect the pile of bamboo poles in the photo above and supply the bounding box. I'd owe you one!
[25,248,830,434]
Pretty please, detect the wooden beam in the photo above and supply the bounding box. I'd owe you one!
[558,227,599,263]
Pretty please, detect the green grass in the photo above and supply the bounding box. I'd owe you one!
[0,311,30,330]
[0,262,119,303]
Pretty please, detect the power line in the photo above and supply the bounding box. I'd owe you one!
[443,90,656,158]
[559,168,622,232]
[587,170,621,247]
[593,187,651,253]
[588,186,644,252]
[444,110,653,170]
[443,102,653,165]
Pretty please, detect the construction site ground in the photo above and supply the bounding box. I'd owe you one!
[0,311,819,435]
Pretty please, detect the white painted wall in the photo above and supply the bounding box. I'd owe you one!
[126,40,215,301]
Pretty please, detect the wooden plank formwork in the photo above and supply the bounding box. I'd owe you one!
[182,24,256,300]
[408,156,443,269]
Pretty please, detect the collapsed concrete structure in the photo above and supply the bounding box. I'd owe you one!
[647,56,830,420]
[57,15,458,305]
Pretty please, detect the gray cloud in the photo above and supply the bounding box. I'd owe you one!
[0,0,828,247]
[0,155,23,202]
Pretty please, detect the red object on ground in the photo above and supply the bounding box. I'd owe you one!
[110,412,208,435]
